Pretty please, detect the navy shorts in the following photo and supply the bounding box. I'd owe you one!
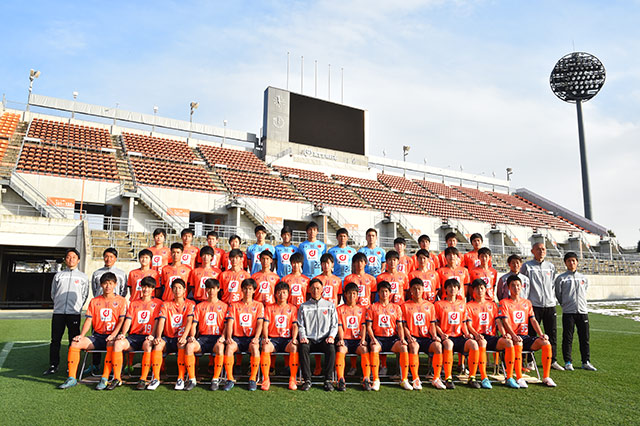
[126,334,147,351]
[375,336,399,353]
[162,336,179,353]
[343,338,361,355]
[449,336,468,354]
[269,337,291,353]
[232,336,254,352]
[483,335,500,352]
[197,335,222,353]
[414,337,436,354]
[88,333,109,350]
[520,335,538,351]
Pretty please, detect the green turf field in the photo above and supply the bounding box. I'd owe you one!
[1,313,639,425]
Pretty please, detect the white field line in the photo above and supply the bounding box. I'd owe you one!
[0,342,14,371]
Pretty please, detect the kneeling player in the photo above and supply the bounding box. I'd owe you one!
[336,283,370,391]
[261,282,299,391]
[59,272,127,389]
[402,278,445,390]
[184,278,228,391]
[367,281,411,391]
[498,275,556,387]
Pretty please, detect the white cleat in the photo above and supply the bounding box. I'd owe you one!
[174,378,184,390]
[371,379,380,391]
[412,378,422,390]
[543,377,557,387]
[431,378,446,390]
[550,361,565,371]
[516,378,529,388]
[582,362,597,371]
[400,379,413,390]
[147,379,160,390]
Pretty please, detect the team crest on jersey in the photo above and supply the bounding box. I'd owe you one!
[137,310,151,324]
[251,306,257,312]
[448,311,460,325]
[100,308,113,322]
[228,280,239,292]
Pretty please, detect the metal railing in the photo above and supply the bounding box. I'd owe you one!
[137,186,188,232]
[9,171,68,219]
[0,202,40,216]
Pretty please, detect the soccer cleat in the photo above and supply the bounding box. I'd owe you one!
[301,381,312,391]
[174,378,184,390]
[95,378,108,390]
[261,379,270,391]
[222,380,235,391]
[525,361,536,371]
[147,379,160,390]
[481,378,493,389]
[58,377,77,389]
[337,378,346,392]
[565,362,574,371]
[516,378,528,388]
[107,379,122,390]
[248,380,257,391]
[136,380,147,390]
[184,379,197,391]
[209,379,220,391]
[378,366,388,376]
[412,378,422,390]
[323,381,334,392]
[400,379,413,390]
[582,362,597,371]
[347,367,357,376]
[371,379,381,391]
[43,365,58,375]
[468,378,481,389]
[550,361,565,371]
[543,377,557,387]
[288,378,297,391]
[505,378,520,389]
[432,378,446,390]
[445,378,455,389]
[362,378,372,391]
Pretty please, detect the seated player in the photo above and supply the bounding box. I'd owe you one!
[314,253,343,306]
[221,235,248,271]
[128,249,160,300]
[437,247,470,300]
[366,281,411,391]
[160,243,192,302]
[344,252,376,308]
[260,282,299,391]
[252,250,279,306]
[147,278,195,391]
[336,283,371,391]
[393,237,415,274]
[282,252,310,308]
[498,275,556,387]
[413,234,438,270]
[377,250,409,304]
[223,278,264,391]
[402,278,445,390]
[465,279,519,389]
[468,247,498,302]
[409,249,441,303]
[59,272,127,389]
[220,249,251,304]
[189,246,222,303]
[184,278,228,391]
[107,276,162,390]
[434,278,480,389]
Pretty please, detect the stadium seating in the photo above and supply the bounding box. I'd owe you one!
[121,132,196,163]
[406,194,474,220]
[377,173,432,196]
[288,178,368,209]
[274,165,332,182]
[197,144,270,174]
[0,112,20,162]
[412,179,475,202]
[27,118,111,150]
[454,185,512,208]
[332,174,387,190]
[129,157,216,192]
[351,187,423,215]
[451,200,514,225]
[216,168,301,201]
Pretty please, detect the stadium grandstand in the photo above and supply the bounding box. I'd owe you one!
[0,87,638,308]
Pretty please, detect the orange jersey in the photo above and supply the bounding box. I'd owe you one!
[377,271,409,304]
[220,269,251,304]
[221,251,248,271]
[344,273,376,307]
[264,303,298,338]
[468,267,498,301]
[437,266,470,298]
[160,264,192,301]
[190,266,222,301]
[158,299,195,338]
[463,250,493,270]
[313,274,342,305]
[193,300,228,336]
[438,251,463,271]
[434,299,467,337]
[86,295,127,335]
[180,246,199,269]
[413,253,439,271]
[226,300,264,337]
[197,246,225,269]
[366,302,403,337]
[252,270,280,305]
[126,297,162,335]
[397,255,415,274]
[465,300,498,336]
[127,268,160,301]
[408,269,441,303]
[149,246,171,272]
[402,299,436,338]
[498,297,534,336]
[337,304,367,340]
[282,274,310,307]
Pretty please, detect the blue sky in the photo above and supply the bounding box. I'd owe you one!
[2,0,639,246]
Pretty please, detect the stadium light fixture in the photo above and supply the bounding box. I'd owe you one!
[223,120,228,145]
[71,91,78,119]
[188,102,199,140]
[550,52,605,220]
[26,69,41,112]
[152,106,158,132]
[382,149,386,173]
[402,145,411,177]
[506,167,513,181]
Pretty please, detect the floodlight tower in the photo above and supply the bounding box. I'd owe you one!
[26,69,40,111]
[550,52,606,220]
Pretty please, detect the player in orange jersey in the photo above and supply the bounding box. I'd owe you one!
[438,232,463,269]
[147,278,195,391]
[366,281,411,391]
[377,250,409,304]
[127,249,160,300]
[336,282,371,391]
[437,247,470,300]
[223,278,264,391]
[413,234,439,270]
[184,278,228,391]
[260,281,299,391]
[189,246,222,303]
[197,231,225,269]
[314,253,343,306]
[160,243,192,302]
[252,250,279,306]
[463,233,493,270]
[434,278,480,389]
[393,237,415,274]
[409,249,441,303]
[59,272,127,389]
[221,235,248,271]
[343,252,376,308]
[282,252,310,308]
[468,247,498,302]
[180,228,199,269]
[149,228,171,273]
[498,275,556,388]
[220,249,251,304]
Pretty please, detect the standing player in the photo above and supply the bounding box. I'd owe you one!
[282,253,310,308]
[314,254,343,306]
[252,250,279,306]
[497,254,530,301]
[343,253,376,308]
[409,249,441,303]
[220,249,251,304]
[127,249,160,301]
[221,235,248,271]
[377,250,409,304]
[437,247,470,300]
[196,231,224,269]
[438,232,463,269]
[298,221,327,279]
[336,283,370,391]
[160,243,192,302]
[189,246,222,303]
[148,228,171,273]
[91,248,127,297]
[247,226,275,275]
[274,225,299,278]
[393,237,415,274]
[468,247,498,301]
[328,228,357,280]
[413,234,439,270]
[358,228,385,277]
[180,229,199,269]
[463,233,492,270]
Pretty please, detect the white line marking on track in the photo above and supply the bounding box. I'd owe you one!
[13,343,49,350]
[0,342,15,371]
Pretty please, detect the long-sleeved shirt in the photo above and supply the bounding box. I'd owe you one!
[520,259,557,308]
[91,266,127,297]
[496,271,531,301]
[51,268,90,314]
[554,271,589,314]
[297,297,338,341]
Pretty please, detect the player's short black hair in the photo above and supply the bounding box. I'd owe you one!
[564,251,579,262]
[65,248,81,259]
[444,246,459,257]
[506,275,522,286]
[290,252,303,264]
[445,232,457,241]
[281,225,292,236]
[206,231,219,239]
[394,237,406,246]
[478,247,492,257]
[241,278,257,290]
[260,249,274,259]
[254,225,267,234]
[409,277,423,289]
[229,248,243,259]
[470,233,483,243]
[181,228,193,237]
[470,278,486,289]
[103,247,118,258]
[418,234,431,244]
[377,280,391,292]
[100,272,117,285]
[200,246,214,257]
[507,254,522,264]
[153,228,166,238]
[309,278,323,289]
[320,253,334,263]
[140,276,157,288]
[229,234,241,244]
[275,281,290,293]
[385,250,399,261]
[366,228,377,235]
[170,242,184,251]
[305,221,319,231]
[416,248,430,258]
[138,249,153,259]
[336,228,349,237]
[343,282,358,293]
[444,278,460,289]
[204,278,220,289]
[171,278,186,289]
[352,252,367,263]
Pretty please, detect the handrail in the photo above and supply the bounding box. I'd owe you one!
[234,196,280,237]
[495,223,526,254]
[9,171,68,218]
[137,186,188,232]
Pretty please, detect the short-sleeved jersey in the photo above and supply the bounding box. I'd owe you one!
[359,246,386,277]
[463,250,493,270]
[221,250,248,272]
[366,302,402,337]
[397,255,415,274]
[343,273,376,307]
[246,243,275,275]
[408,270,440,303]
[377,271,409,304]
[437,266,471,298]
[160,264,192,302]
[337,304,367,340]
[498,297,535,336]
[196,246,225,270]
[298,240,327,278]
[402,299,436,338]
[180,246,200,269]
[313,274,342,306]
[220,269,251,304]
[434,299,467,338]
[86,295,127,335]
[437,251,464,271]
[251,270,280,305]
[226,300,264,337]
[127,268,160,301]
[413,253,439,271]
[158,299,195,338]
[274,244,299,278]
[126,297,162,335]
[189,266,222,302]
[328,246,356,279]
[193,300,228,336]
[468,267,498,301]
[149,246,171,272]
[282,274,310,307]
[465,300,498,336]
[264,303,298,338]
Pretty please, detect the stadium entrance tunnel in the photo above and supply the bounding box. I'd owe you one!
[0,245,67,309]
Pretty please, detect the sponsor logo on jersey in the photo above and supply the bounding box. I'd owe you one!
[240,313,252,327]
[171,314,183,328]
[479,312,489,325]
[378,314,391,328]
[448,311,460,325]
[275,314,287,328]
[137,310,151,324]
[514,310,525,324]
[413,312,426,326]
[206,311,217,326]
[100,308,113,322]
